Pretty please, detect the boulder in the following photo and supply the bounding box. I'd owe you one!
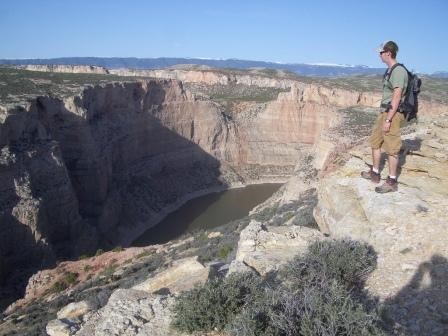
[57,300,97,320]
[132,256,209,294]
[235,220,324,275]
[74,289,178,336]
[46,319,79,336]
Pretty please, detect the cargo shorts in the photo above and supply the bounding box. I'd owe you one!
[369,111,404,155]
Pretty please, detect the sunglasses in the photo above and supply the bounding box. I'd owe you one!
[379,51,387,55]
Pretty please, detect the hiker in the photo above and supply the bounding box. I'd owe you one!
[361,41,408,193]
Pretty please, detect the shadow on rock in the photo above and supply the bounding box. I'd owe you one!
[383,254,448,336]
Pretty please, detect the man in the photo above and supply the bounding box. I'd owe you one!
[361,41,408,193]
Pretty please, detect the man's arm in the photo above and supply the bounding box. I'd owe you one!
[388,87,403,119]
[383,87,402,132]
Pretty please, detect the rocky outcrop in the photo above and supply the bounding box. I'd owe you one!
[132,256,210,294]
[314,113,448,335]
[232,220,324,275]
[57,289,178,336]
[45,256,212,336]
[17,64,109,74]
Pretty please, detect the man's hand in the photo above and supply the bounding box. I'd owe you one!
[383,87,402,133]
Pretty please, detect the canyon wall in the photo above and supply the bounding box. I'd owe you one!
[16,65,110,74]
[3,70,443,303]
[0,78,340,290]
[110,68,447,117]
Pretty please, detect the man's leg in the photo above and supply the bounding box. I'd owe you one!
[362,113,383,183]
[361,147,381,183]
[372,148,381,171]
[375,154,399,193]
[388,154,399,177]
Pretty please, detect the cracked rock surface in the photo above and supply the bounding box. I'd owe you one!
[314,113,448,335]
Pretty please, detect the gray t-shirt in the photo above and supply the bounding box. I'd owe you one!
[381,65,408,105]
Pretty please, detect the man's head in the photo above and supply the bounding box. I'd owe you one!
[377,41,399,59]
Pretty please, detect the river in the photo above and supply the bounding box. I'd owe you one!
[132,183,282,246]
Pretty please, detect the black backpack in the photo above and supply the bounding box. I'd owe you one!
[384,63,422,121]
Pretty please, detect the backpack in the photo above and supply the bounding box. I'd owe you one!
[384,63,422,121]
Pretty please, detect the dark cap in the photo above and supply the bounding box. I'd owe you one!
[377,41,399,55]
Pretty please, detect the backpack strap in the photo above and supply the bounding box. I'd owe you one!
[384,63,406,81]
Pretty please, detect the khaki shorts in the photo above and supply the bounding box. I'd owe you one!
[369,112,404,155]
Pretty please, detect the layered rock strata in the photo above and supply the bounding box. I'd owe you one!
[16,64,110,74]
[0,78,339,298]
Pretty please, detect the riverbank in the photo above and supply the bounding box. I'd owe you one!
[119,177,288,248]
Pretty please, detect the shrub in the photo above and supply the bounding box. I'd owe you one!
[295,280,385,336]
[101,264,117,277]
[229,280,385,336]
[50,272,79,293]
[171,272,264,333]
[64,272,79,285]
[281,239,377,290]
[197,232,209,243]
[95,249,105,256]
[226,288,285,336]
[172,239,383,335]
[217,245,233,260]
[136,249,153,259]
[112,246,123,252]
[51,281,67,293]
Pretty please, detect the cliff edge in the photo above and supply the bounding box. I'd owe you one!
[314,113,448,335]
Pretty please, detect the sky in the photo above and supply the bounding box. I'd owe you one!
[0,0,447,73]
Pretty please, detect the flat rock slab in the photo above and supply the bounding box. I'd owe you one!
[132,256,210,294]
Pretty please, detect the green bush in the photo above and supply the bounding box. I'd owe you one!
[64,272,79,285]
[171,272,264,333]
[51,281,67,293]
[50,272,79,293]
[95,249,105,256]
[136,249,153,259]
[101,264,117,277]
[296,280,385,336]
[228,280,385,336]
[281,239,377,290]
[172,239,384,335]
[217,245,233,260]
[226,288,284,336]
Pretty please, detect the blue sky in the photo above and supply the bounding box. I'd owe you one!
[0,0,447,73]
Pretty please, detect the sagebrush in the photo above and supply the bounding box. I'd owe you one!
[171,239,385,335]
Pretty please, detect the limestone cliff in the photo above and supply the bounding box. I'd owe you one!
[1,77,342,300]
[110,68,447,117]
[16,64,110,74]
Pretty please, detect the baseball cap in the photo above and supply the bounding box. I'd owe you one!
[376,41,398,53]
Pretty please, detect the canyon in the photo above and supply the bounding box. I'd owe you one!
[0,68,350,305]
[1,66,447,335]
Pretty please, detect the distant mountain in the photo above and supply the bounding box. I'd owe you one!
[430,71,448,79]
[0,57,386,77]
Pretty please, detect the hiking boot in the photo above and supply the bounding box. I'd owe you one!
[361,169,380,184]
[375,177,398,193]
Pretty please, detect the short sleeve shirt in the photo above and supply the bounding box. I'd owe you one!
[381,65,408,105]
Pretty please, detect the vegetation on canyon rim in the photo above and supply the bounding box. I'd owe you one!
[171,239,385,336]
